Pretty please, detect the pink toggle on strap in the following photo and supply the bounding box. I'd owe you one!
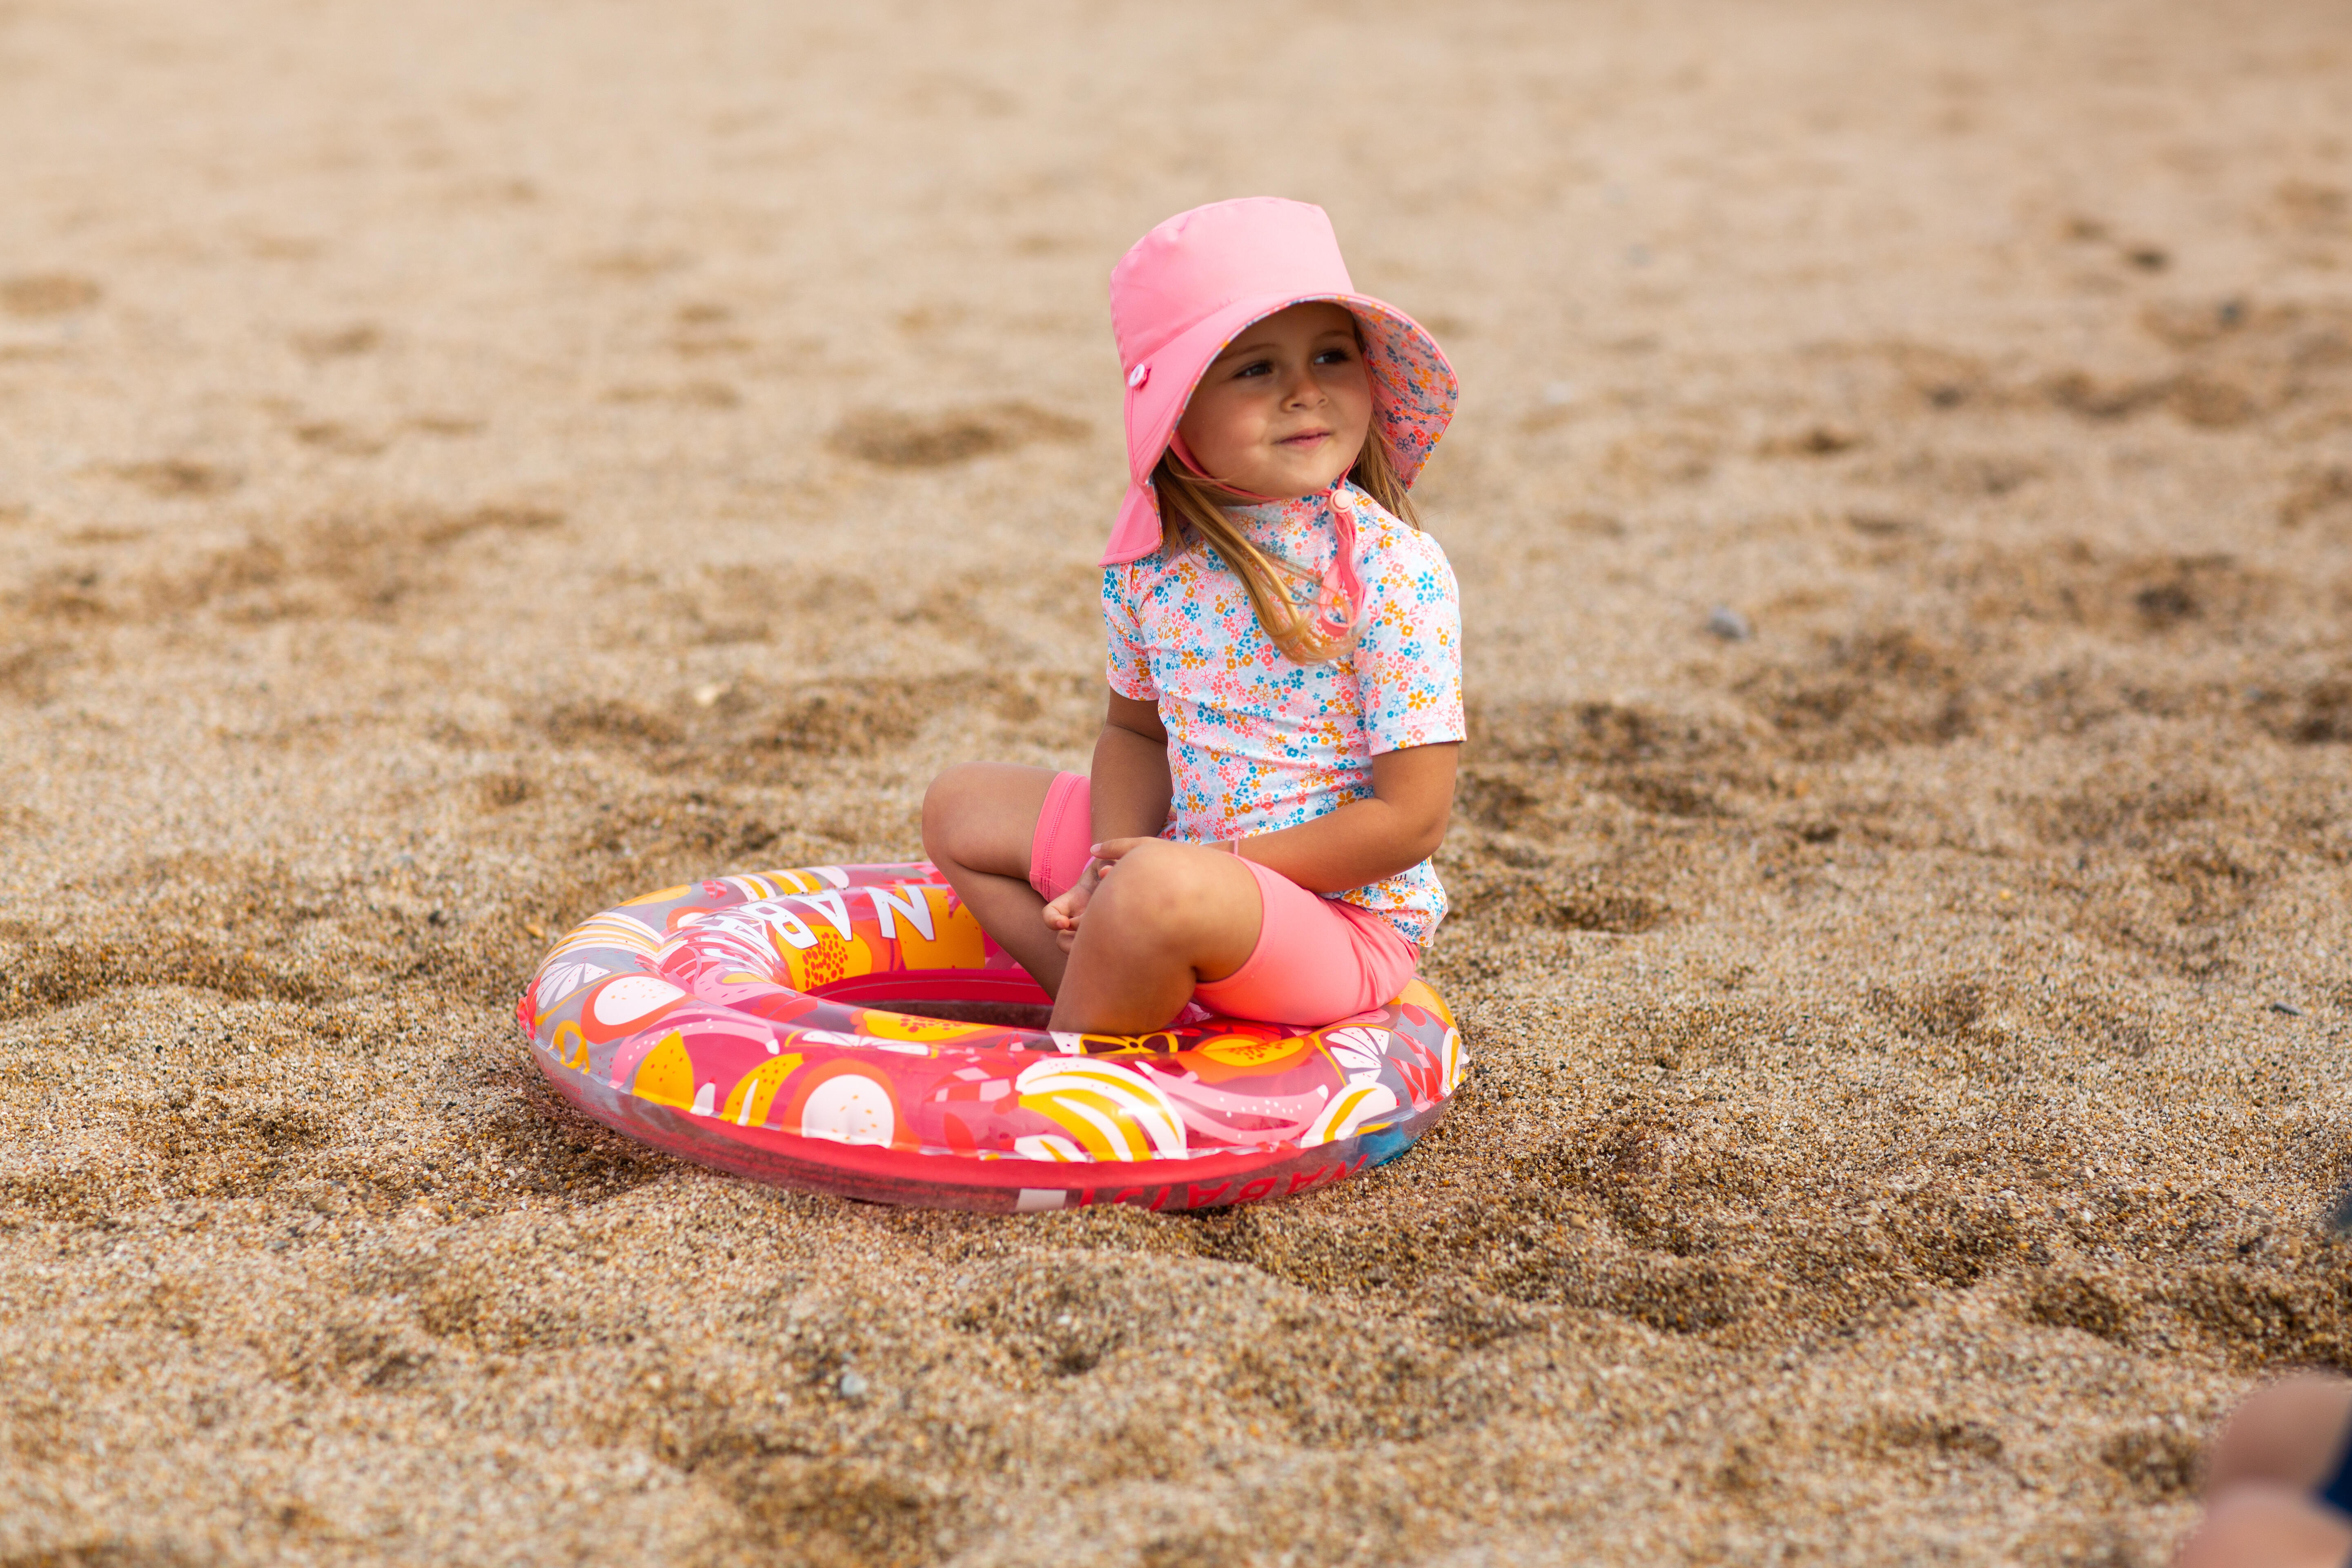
[1311,487,1368,642]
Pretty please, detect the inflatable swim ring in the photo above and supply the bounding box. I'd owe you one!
[518,863,1463,1212]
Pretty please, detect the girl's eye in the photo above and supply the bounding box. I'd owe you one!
[1314,347,1356,366]
[1232,359,1274,379]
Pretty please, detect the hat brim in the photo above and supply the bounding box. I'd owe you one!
[1103,292,1457,566]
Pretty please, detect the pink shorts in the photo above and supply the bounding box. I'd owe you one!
[1028,771,1419,1028]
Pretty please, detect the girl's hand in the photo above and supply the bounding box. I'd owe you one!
[1085,836,1165,871]
[1041,860,1102,954]
[1040,839,1176,955]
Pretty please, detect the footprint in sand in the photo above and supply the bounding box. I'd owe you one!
[2,274,101,316]
[110,459,241,498]
[291,421,389,456]
[602,382,742,409]
[291,323,381,359]
[826,401,1087,468]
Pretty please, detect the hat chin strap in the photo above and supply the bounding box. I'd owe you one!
[1163,432,1294,506]
[1163,433,1365,642]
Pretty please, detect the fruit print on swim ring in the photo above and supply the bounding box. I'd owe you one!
[518,864,1465,1213]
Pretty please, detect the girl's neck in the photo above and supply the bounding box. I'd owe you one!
[1220,483,1345,516]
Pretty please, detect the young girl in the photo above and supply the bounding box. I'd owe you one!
[922,197,1463,1036]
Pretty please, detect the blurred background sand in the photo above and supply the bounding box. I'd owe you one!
[3,0,2350,1561]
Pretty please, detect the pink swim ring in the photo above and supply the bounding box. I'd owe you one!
[518,863,1464,1212]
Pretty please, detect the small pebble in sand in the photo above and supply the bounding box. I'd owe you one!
[2270,1001,2305,1017]
[1706,605,1752,641]
[837,1369,869,1400]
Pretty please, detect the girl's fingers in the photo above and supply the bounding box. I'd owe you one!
[1042,884,1093,931]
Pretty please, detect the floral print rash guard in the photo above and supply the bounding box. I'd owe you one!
[1101,481,1465,947]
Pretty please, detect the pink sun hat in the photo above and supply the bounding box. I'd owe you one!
[1102,197,1459,566]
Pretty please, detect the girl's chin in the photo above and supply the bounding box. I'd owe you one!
[1232,458,1352,498]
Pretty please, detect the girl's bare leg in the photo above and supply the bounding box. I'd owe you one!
[920,763,1067,993]
[2205,1378,2352,1497]
[2176,1379,2352,1568]
[2177,1487,2352,1568]
[1049,840,1261,1035]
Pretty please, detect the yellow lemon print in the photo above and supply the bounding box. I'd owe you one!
[862,1011,992,1044]
[719,1053,802,1128]
[1398,978,1453,1026]
[1198,1033,1312,1071]
[551,1021,591,1073]
[630,1031,697,1109]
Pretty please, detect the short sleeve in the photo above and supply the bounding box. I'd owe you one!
[1102,565,1159,702]
[1351,528,1465,755]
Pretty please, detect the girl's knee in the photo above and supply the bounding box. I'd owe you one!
[918,773,955,853]
[921,773,994,869]
[920,765,960,810]
[920,763,991,847]
[1109,839,1200,891]
[1100,842,1241,930]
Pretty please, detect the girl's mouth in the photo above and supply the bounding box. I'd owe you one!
[1277,429,1330,449]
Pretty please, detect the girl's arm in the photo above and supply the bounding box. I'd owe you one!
[1219,742,1458,893]
[1088,742,1458,895]
[1042,693,1172,949]
[1088,692,1174,843]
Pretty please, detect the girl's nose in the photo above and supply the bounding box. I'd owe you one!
[1278,360,1327,409]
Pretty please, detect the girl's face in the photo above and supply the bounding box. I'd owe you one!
[1174,302,1372,500]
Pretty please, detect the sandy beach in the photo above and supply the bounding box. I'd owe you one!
[4,0,2350,1560]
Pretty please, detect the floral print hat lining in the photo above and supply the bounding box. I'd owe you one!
[1102,197,1459,567]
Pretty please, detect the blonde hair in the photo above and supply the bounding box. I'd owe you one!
[1152,431,1421,665]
